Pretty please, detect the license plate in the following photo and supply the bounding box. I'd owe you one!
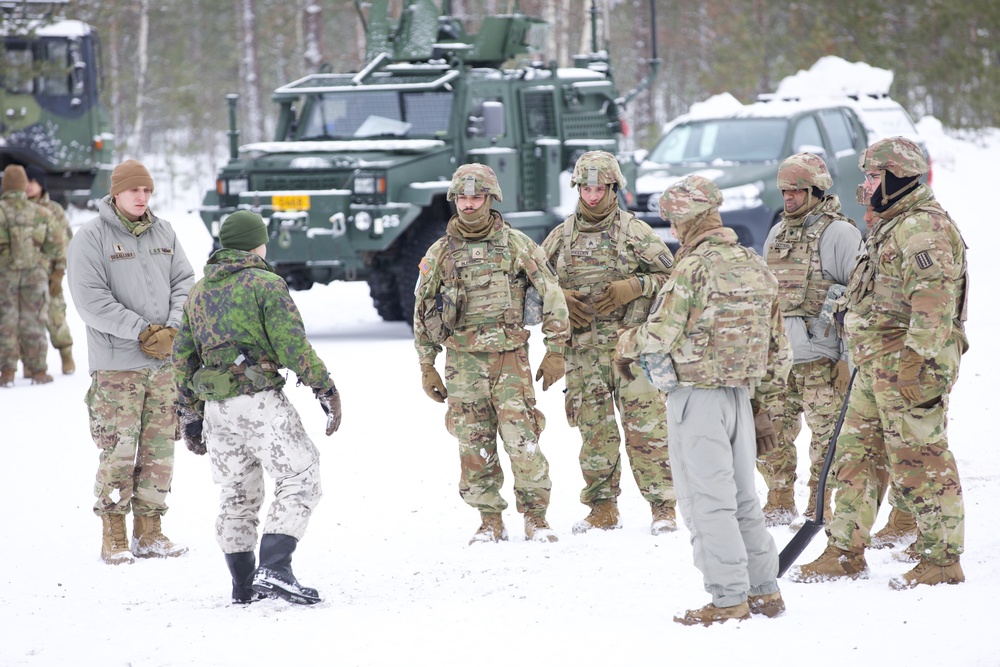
[272,194,310,211]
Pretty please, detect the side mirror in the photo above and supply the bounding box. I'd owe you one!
[480,101,505,138]
[633,149,649,164]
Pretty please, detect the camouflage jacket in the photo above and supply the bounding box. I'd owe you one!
[764,195,862,365]
[617,227,791,413]
[414,213,569,365]
[32,192,72,273]
[0,191,65,272]
[542,208,674,350]
[844,184,968,365]
[173,249,333,412]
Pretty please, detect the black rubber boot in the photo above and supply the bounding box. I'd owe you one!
[251,534,321,605]
[225,551,262,604]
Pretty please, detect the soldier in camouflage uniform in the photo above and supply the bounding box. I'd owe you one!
[174,210,341,605]
[758,153,862,527]
[615,175,792,626]
[0,164,64,386]
[25,165,75,375]
[67,159,194,565]
[792,137,968,589]
[414,163,570,545]
[541,151,676,536]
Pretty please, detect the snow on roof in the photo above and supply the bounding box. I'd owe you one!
[33,20,93,38]
[774,55,893,99]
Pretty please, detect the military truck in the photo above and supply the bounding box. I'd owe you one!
[200,0,656,324]
[1,3,115,207]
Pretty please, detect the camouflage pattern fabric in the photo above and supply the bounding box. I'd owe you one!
[444,346,552,515]
[205,390,321,553]
[858,136,929,178]
[777,153,833,191]
[446,163,503,202]
[830,181,966,565]
[756,357,842,491]
[35,193,73,349]
[569,150,627,188]
[565,346,673,507]
[657,174,722,225]
[173,248,334,414]
[86,366,178,516]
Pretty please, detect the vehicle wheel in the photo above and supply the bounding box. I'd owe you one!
[394,215,448,328]
[367,269,404,322]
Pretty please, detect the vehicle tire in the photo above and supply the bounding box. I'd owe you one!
[367,269,404,322]
[394,214,448,328]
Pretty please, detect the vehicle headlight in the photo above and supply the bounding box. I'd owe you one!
[354,211,372,231]
[719,181,764,212]
[354,176,376,194]
[352,170,388,205]
[226,178,248,195]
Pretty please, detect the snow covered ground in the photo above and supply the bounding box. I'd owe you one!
[3,123,998,667]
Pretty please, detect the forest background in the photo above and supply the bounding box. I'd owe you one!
[12,1,1000,169]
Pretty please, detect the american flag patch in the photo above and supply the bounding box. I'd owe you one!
[419,257,432,275]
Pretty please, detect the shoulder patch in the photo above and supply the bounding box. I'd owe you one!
[914,250,933,271]
[657,252,673,269]
[418,257,432,275]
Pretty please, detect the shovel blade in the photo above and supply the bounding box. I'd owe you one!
[777,520,825,578]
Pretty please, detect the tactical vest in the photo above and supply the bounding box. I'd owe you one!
[557,210,653,328]
[442,227,526,329]
[671,246,775,386]
[766,214,836,318]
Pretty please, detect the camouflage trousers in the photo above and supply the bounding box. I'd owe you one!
[756,357,842,491]
[444,345,551,516]
[46,283,73,350]
[205,390,321,554]
[86,366,178,516]
[828,345,965,564]
[667,386,779,607]
[565,346,673,507]
[0,267,49,373]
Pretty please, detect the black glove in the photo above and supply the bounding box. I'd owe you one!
[317,387,342,436]
[179,408,206,455]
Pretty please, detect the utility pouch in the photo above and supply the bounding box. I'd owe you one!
[243,365,273,390]
[639,352,679,393]
[818,284,847,329]
[439,283,462,329]
[190,367,235,401]
[523,286,543,326]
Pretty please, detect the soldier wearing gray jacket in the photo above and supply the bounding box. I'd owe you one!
[757,154,862,527]
[67,159,195,565]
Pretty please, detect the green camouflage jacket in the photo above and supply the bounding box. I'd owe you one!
[173,248,333,412]
[0,191,65,272]
[844,184,968,365]
[414,213,569,365]
[617,227,791,414]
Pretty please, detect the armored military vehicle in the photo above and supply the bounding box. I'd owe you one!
[1,4,114,207]
[200,0,655,324]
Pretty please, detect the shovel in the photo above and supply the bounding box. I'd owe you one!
[777,367,857,578]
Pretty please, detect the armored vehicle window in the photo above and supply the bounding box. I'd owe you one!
[791,114,823,152]
[818,109,855,155]
[402,91,452,136]
[38,40,71,96]
[1,45,35,94]
[523,90,556,137]
[649,118,788,164]
[299,90,452,139]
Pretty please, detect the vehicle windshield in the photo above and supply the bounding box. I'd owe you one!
[861,107,918,142]
[648,118,789,164]
[298,90,453,140]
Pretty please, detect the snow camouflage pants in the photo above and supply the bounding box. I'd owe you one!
[444,345,552,516]
[46,285,72,350]
[205,390,321,553]
[0,267,48,373]
[756,357,842,492]
[828,345,965,564]
[86,366,178,516]
[564,346,674,507]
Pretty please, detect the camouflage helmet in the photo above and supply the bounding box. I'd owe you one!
[658,174,723,223]
[447,163,503,203]
[570,150,627,189]
[858,136,928,178]
[777,152,833,191]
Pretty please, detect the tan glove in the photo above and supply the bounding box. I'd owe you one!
[611,350,636,382]
[753,412,778,456]
[564,289,596,329]
[831,360,850,395]
[897,348,923,403]
[139,324,177,360]
[49,268,64,297]
[421,363,448,403]
[535,350,565,391]
[593,277,643,315]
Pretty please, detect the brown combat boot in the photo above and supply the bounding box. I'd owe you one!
[650,502,677,535]
[762,488,798,527]
[572,500,622,534]
[889,559,965,590]
[673,601,750,626]
[101,514,135,565]
[871,508,918,549]
[748,592,786,618]
[132,514,189,558]
[29,370,53,385]
[524,514,558,543]
[791,544,868,582]
[60,346,75,375]
[469,512,508,545]
[0,369,14,387]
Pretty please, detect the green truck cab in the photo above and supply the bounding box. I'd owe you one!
[200,0,654,324]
